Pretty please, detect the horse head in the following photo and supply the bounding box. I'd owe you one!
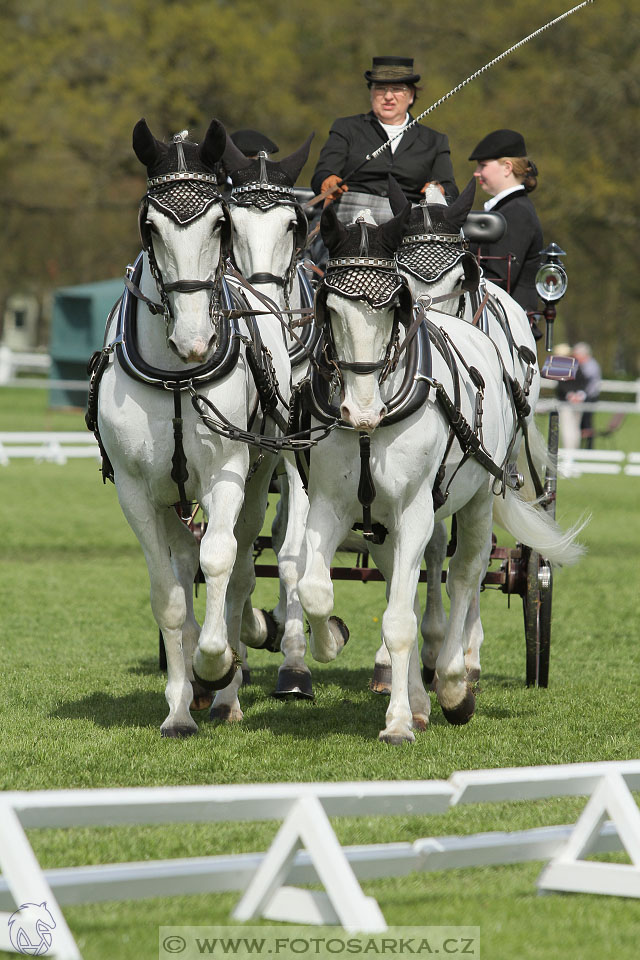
[132,118,231,364]
[223,134,314,296]
[318,202,412,431]
[390,176,479,311]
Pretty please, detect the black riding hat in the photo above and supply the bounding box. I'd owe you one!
[230,129,279,157]
[468,129,528,161]
[364,56,420,85]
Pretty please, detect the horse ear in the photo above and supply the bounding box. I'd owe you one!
[132,119,166,168]
[221,134,253,173]
[379,200,412,252]
[320,202,348,252]
[199,119,228,169]
[442,177,477,230]
[387,175,410,217]
[278,133,315,185]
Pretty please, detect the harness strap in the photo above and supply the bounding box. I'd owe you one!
[171,387,191,520]
[123,275,165,316]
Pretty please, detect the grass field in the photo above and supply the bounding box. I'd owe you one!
[1,390,639,959]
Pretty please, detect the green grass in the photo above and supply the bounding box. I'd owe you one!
[1,393,640,960]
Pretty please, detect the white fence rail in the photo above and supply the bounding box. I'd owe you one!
[0,433,100,466]
[1,433,640,477]
[538,377,640,415]
[1,761,639,959]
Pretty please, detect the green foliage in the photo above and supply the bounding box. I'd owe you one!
[1,0,638,373]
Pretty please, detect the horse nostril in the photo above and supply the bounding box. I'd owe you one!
[167,337,181,357]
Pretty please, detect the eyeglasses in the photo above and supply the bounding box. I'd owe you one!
[371,84,411,97]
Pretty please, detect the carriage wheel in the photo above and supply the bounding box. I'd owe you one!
[522,409,559,687]
[523,548,552,687]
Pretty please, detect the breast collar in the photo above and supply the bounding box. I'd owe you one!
[113,253,242,389]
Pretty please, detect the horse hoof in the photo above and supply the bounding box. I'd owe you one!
[412,715,429,732]
[422,665,436,686]
[257,609,281,653]
[242,667,251,686]
[378,730,415,746]
[193,659,237,691]
[466,667,481,685]
[190,679,214,711]
[209,703,243,723]
[161,724,197,738]
[369,663,392,695]
[272,668,314,700]
[441,687,476,726]
[329,615,349,646]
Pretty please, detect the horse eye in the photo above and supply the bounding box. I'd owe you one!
[145,221,158,233]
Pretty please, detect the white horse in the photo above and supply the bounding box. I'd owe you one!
[92,119,291,735]
[221,135,319,699]
[297,204,583,743]
[367,177,546,689]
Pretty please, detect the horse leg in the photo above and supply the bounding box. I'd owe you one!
[436,487,493,724]
[298,499,351,663]
[371,539,431,738]
[420,519,448,686]
[116,478,197,737]
[192,470,248,692]
[273,459,313,698]
[463,532,492,683]
[374,503,432,744]
[207,457,275,723]
[164,508,213,711]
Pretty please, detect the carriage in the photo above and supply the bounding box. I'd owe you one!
[89,120,582,741]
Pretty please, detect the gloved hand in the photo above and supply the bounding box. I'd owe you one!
[420,181,445,196]
[321,175,348,206]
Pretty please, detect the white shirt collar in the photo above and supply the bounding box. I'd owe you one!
[483,185,525,211]
[378,113,410,134]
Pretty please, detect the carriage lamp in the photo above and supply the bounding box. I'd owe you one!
[535,243,568,354]
[536,244,576,380]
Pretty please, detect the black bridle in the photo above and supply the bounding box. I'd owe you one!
[127,171,232,339]
[228,154,309,310]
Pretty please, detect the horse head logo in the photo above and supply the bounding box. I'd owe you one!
[8,902,56,956]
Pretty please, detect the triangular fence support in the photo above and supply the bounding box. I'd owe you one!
[538,771,640,898]
[232,795,387,932]
[0,802,81,959]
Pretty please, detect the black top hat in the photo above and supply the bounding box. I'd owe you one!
[468,129,528,161]
[364,56,420,85]
[230,129,279,157]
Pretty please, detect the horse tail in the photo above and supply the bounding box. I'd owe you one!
[516,419,554,503]
[492,488,588,567]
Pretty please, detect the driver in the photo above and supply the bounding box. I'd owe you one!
[311,56,459,226]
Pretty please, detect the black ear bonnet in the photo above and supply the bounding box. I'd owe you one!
[225,134,315,252]
[396,200,480,291]
[315,214,414,330]
[135,124,232,259]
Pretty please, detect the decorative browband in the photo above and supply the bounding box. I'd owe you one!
[231,183,295,198]
[325,257,396,270]
[400,233,465,245]
[147,172,221,189]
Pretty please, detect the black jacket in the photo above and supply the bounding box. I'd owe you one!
[311,111,458,203]
[470,189,543,313]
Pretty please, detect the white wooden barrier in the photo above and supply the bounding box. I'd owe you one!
[1,761,639,959]
[0,433,100,466]
[0,347,50,384]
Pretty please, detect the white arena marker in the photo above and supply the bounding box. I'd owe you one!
[538,771,640,898]
[232,796,387,933]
